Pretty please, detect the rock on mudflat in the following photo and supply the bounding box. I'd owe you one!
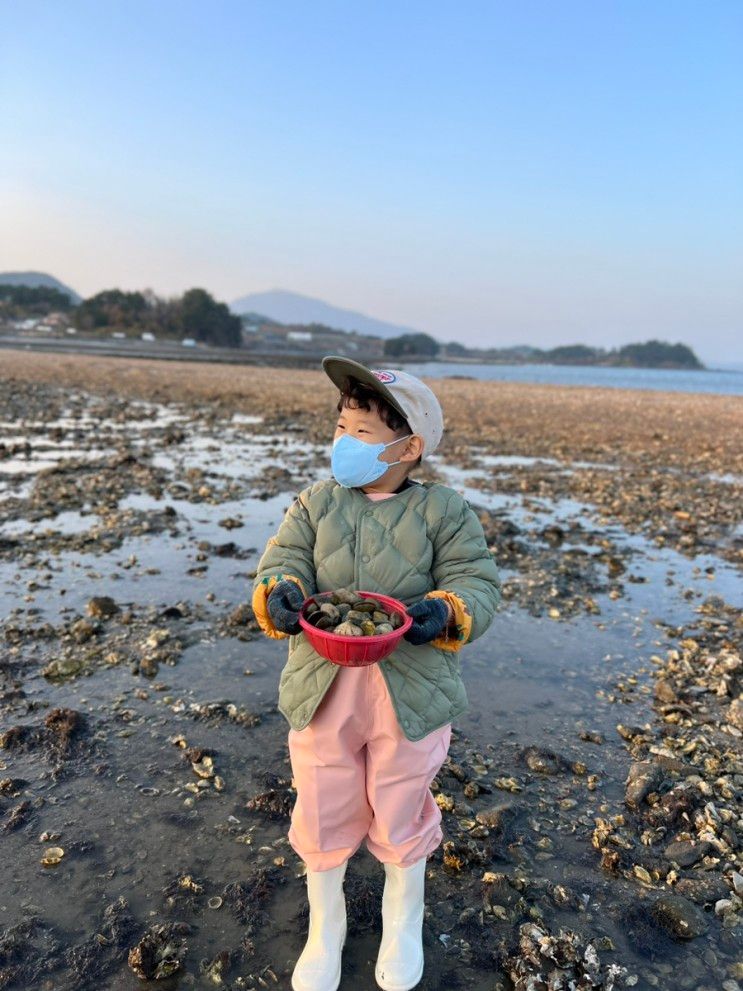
[728,695,743,731]
[651,894,708,940]
[624,761,664,809]
[86,596,119,618]
[663,839,711,867]
[475,802,519,831]
[520,745,570,775]
[675,875,730,904]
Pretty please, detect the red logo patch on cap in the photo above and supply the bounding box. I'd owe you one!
[372,370,397,383]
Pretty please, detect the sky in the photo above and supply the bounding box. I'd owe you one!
[1,1,741,363]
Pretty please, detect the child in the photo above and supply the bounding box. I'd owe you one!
[252,356,501,991]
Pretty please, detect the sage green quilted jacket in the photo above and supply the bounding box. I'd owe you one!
[251,478,501,741]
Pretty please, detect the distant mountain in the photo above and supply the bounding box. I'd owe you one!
[0,271,82,305]
[230,289,421,340]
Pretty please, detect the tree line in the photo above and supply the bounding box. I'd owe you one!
[1,285,704,368]
[383,332,704,369]
[0,285,242,348]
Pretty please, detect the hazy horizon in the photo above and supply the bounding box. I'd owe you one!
[2,1,741,364]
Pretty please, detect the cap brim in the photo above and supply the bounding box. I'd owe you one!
[321,355,408,422]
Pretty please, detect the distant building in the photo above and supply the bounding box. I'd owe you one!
[243,320,383,357]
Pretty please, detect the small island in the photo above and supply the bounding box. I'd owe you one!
[385,334,705,371]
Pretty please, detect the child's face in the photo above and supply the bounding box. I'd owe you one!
[334,400,413,472]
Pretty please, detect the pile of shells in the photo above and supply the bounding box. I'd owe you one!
[590,595,742,937]
[505,921,633,990]
[302,588,404,637]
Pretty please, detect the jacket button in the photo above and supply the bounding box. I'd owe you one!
[361,554,370,563]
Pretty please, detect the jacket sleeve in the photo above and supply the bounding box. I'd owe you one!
[423,492,501,653]
[251,487,317,640]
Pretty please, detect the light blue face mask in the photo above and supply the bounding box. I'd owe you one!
[331,432,413,488]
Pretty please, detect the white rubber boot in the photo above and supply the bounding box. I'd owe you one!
[291,860,348,991]
[375,858,427,991]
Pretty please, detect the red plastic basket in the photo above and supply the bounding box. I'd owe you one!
[298,591,412,667]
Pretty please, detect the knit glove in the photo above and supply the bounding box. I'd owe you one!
[403,598,450,646]
[267,579,305,635]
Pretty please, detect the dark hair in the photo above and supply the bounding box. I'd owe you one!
[336,376,422,469]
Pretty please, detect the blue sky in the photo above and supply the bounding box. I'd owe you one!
[2,0,741,362]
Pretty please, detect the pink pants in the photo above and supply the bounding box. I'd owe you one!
[287,661,452,872]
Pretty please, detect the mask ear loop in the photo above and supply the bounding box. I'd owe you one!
[382,432,414,449]
[381,433,415,470]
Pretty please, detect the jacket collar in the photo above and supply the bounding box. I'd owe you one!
[350,477,423,503]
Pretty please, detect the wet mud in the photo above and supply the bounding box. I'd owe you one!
[0,364,741,991]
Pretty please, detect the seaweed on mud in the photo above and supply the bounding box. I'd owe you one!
[245,771,295,820]
[455,909,506,971]
[63,896,142,990]
[162,872,207,913]
[321,871,384,935]
[0,897,142,991]
[0,707,94,772]
[620,901,677,960]
[222,864,286,928]
[44,707,86,753]
[0,915,64,991]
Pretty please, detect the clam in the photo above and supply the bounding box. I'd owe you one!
[41,846,65,866]
[302,590,405,637]
[333,588,358,605]
[346,610,369,624]
[334,621,363,637]
[192,755,214,778]
[351,600,376,613]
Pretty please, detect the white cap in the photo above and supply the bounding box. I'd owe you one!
[321,355,444,459]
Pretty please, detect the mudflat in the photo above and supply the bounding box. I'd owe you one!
[1,348,741,991]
